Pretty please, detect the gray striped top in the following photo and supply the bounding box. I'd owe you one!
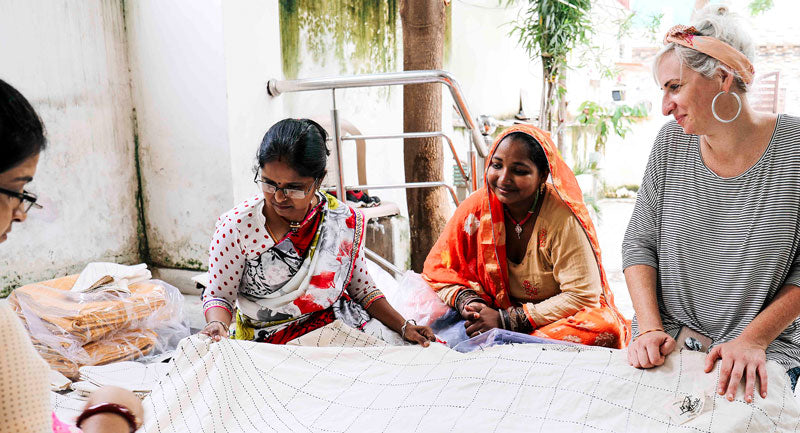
[623,115,800,370]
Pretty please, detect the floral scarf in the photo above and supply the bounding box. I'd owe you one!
[234,193,365,342]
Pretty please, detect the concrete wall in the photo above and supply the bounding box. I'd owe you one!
[450,1,542,120]
[1,1,286,290]
[125,0,234,270]
[125,0,285,270]
[0,0,140,293]
[221,1,286,205]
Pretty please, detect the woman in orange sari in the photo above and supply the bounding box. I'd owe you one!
[423,124,630,348]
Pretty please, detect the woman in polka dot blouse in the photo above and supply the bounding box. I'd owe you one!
[200,118,434,346]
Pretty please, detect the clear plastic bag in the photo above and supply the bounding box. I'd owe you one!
[427,310,576,352]
[8,275,189,379]
[385,271,451,326]
[451,328,577,352]
[382,271,572,351]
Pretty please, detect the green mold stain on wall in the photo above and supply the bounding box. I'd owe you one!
[1,273,22,298]
[280,0,399,79]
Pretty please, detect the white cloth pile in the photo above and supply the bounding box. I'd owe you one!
[72,262,151,294]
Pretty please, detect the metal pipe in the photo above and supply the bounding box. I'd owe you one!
[364,248,403,277]
[343,132,441,141]
[267,70,488,158]
[323,181,460,206]
[341,132,470,189]
[330,89,347,202]
[469,151,478,191]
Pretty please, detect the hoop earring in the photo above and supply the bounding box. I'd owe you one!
[711,90,742,123]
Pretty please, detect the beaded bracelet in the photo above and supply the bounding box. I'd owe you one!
[454,290,486,315]
[507,307,534,334]
[76,403,139,433]
[634,328,665,340]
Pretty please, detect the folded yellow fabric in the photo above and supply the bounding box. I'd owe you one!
[8,274,169,345]
[7,274,168,379]
[31,329,157,379]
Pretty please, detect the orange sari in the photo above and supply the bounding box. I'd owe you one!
[422,124,630,348]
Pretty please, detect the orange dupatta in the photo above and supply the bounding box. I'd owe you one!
[423,124,630,348]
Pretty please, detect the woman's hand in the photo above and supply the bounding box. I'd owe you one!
[200,321,229,342]
[403,324,436,347]
[459,301,485,321]
[464,303,501,337]
[78,385,144,433]
[704,337,768,403]
[627,330,676,368]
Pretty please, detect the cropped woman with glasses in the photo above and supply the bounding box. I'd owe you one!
[0,78,144,432]
[200,118,435,346]
[0,86,43,243]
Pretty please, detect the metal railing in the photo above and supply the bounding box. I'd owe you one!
[267,70,488,200]
[341,132,470,194]
[267,70,488,275]
[323,181,459,207]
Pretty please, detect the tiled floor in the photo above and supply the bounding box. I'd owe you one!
[594,198,637,319]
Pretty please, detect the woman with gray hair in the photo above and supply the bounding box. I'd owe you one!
[623,5,800,405]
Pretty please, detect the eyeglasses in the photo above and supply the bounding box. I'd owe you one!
[0,187,42,212]
[253,173,317,199]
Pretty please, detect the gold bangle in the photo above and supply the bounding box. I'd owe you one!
[634,328,665,340]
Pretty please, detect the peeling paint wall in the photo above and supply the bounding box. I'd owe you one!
[0,1,304,289]
[278,1,409,213]
[125,1,285,271]
[0,0,140,294]
[125,0,234,270]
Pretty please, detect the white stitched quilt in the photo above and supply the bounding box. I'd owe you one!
[139,321,800,432]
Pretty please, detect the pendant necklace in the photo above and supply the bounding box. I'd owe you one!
[504,189,541,239]
[265,196,316,239]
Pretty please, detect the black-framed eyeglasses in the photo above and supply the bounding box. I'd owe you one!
[253,173,317,199]
[0,187,42,212]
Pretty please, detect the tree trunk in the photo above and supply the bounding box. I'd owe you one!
[556,71,567,155]
[539,63,549,130]
[400,0,447,272]
[540,60,555,132]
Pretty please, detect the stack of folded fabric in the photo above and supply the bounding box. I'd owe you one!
[7,269,183,379]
